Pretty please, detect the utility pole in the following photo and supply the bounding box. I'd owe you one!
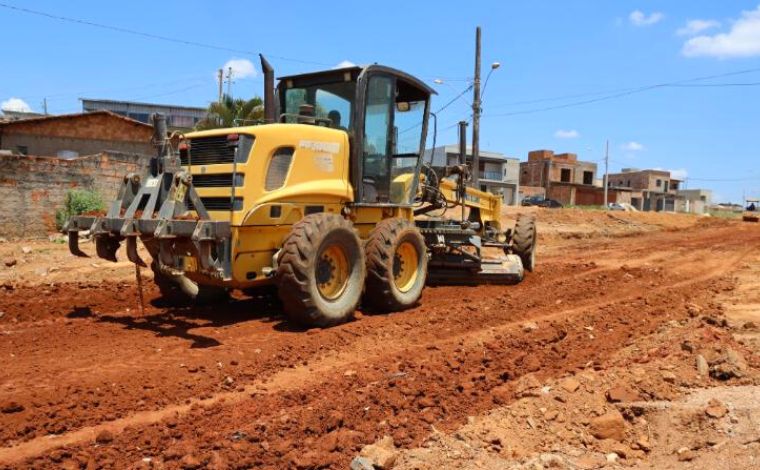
[603,140,609,209]
[217,69,223,103]
[42,98,48,115]
[225,67,234,98]
[471,26,482,188]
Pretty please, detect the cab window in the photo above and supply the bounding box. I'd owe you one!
[361,75,427,205]
[284,82,354,128]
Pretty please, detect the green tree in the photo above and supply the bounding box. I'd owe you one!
[195,94,264,130]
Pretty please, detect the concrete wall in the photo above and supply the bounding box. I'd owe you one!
[547,184,630,206]
[677,189,712,214]
[0,152,149,238]
[519,186,545,200]
[504,159,520,183]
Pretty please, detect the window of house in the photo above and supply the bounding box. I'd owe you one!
[16,145,28,155]
[583,171,593,185]
[656,179,662,187]
[664,181,669,192]
[626,180,631,187]
[560,168,571,182]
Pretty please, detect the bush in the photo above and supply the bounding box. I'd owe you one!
[55,189,105,230]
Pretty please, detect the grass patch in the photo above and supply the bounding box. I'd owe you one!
[55,189,105,230]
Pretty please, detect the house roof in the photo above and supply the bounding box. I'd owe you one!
[0,110,153,129]
[425,145,517,167]
[81,98,207,112]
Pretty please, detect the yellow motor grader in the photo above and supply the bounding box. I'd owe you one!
[743,199,759,222]
[65,56,536,327]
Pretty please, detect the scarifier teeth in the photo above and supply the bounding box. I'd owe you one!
[95,236,120,262]
[125,236,147,267]
[67,231,89,258]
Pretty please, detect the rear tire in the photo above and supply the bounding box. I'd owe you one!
[512,214,537,272]
[151,261,229,305]
[276,213,365,328]
[364,218,427,312]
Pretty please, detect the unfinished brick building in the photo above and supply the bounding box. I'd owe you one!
[519,150,630,206]
[521,150,597,188]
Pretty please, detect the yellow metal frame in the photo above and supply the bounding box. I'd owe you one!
[182,124,505,289]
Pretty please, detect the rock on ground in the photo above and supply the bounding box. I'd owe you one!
[589,411,626,441]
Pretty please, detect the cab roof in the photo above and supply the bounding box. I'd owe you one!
[277,64,436,97]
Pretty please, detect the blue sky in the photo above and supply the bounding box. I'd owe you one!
[2,1,759,202]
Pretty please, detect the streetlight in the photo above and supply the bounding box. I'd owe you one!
[432,78,473,113]
[481,62,501,100]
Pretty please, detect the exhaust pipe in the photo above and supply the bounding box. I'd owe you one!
[259,54,276,123]
[150,113,168,176]
[458,120,467,166]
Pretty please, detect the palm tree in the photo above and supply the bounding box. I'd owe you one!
[195,94,264,130]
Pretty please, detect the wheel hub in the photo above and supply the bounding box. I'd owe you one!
[316,244,350,300]
[393,241,419,293]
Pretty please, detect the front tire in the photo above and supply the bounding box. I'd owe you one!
[276,213,365,327]
[512,214,537,272]
[364,218,427,312]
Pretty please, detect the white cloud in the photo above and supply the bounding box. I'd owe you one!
[554,129,579,139]
[653,167,688,180]
[222,58,257,79]
[621,141,644,151]
[629,10,664,27]
[682,5,760,58]
[677,19,721,37]
[334,60,356,69]
[1,97,32,113]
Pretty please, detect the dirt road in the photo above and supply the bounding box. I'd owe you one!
[1,214,758,469]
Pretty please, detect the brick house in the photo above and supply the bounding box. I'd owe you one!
[0,111,153,158]
[519,149,631,206]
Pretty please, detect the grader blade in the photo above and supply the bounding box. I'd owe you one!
[427,255,524,286]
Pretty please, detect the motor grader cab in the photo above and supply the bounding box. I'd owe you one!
[64,56,536,327]
[743,199,759,222]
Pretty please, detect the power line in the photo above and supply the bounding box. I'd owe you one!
[687,176,760,182]
[16,76,212,103]
[0,2,331,66]
[131,83,208,101]
[665,82,760,88]
[398,85,474,136]
[435,85,473,114]
[485,67,760,116]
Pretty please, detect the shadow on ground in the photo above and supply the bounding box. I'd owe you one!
[92,293,286,348]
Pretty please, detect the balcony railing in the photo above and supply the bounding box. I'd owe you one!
[479,171,503,181]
